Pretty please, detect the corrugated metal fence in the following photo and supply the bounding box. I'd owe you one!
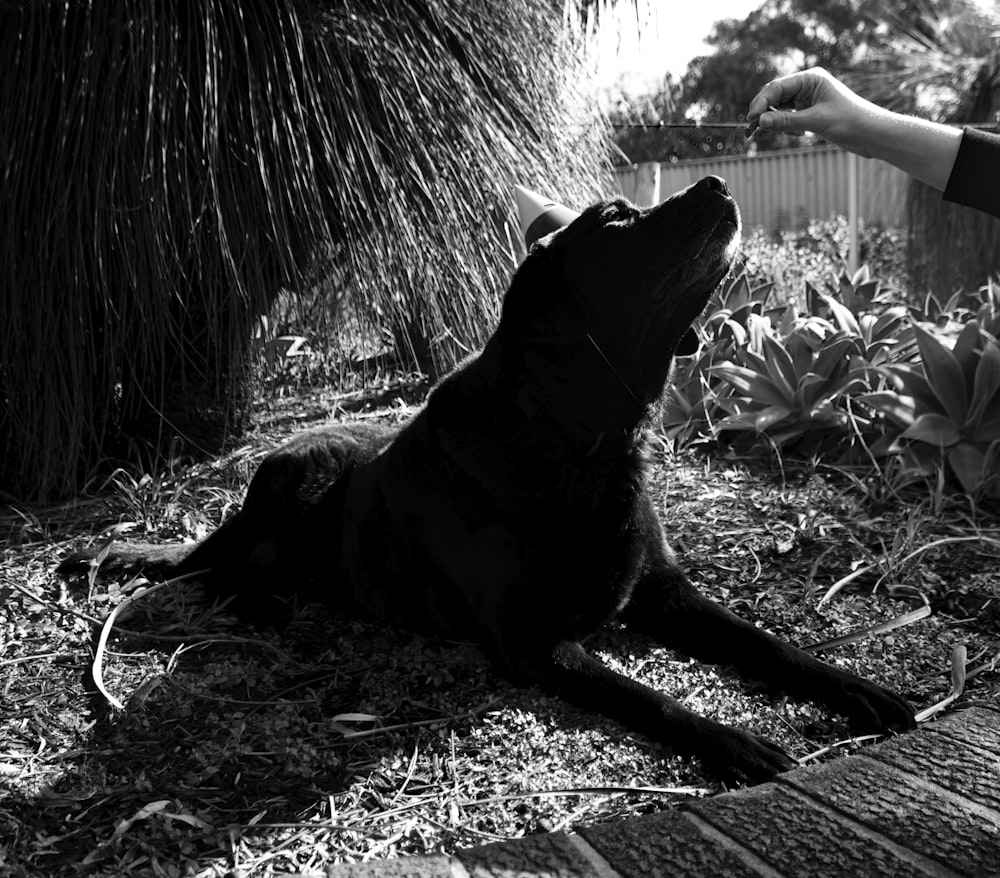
[614,147,909,231]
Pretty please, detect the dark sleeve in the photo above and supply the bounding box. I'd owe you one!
[942,127,1000,219]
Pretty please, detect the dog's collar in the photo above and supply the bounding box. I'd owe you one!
[541,268,647,409]
[583,332,642,407]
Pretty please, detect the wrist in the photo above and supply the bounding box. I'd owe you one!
[861,109,963,191]
[850,102,896,160]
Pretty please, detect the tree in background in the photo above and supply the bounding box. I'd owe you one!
[850,0,1000,297]
[608,0,912,163]
[605,72,754,163]
[0,0,611,503]
[608,0,999,299]
[605,73,692,163]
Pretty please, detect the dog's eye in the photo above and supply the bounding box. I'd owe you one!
[600,202,637,226]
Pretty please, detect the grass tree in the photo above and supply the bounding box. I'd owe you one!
[0,0,612,503]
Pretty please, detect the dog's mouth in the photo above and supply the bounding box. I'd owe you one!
[654,196,741,310]
[523,182,743,407]
[702,212,741,269]
[690,190,741,267]
[639,186,740,363]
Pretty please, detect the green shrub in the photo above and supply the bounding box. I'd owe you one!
[665,240,1000,502]
[666,267,898,460]
[711,332,865,456]
[662,271,774,446]
[860,320,1000,499]
[737,218,909,309]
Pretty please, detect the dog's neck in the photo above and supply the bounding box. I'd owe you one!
[428,340,655,513]
[438,336,660,440]
[487,344,662,455]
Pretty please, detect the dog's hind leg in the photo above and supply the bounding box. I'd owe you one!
[56,506,262,584]
[56,541,194,579]
[57,505,315,625]
[57,423,380,616]
[499,638,796,783]
[623,523,915,735]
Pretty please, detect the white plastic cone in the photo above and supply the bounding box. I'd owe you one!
[514,185,580,248]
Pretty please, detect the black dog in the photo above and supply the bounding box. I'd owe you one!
[59,177,914,782]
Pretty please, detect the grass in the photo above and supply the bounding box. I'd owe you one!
[2,223,999,875]
[2,383,999,876]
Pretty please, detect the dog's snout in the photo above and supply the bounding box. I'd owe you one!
[694,175,730,196]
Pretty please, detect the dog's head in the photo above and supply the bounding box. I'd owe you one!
[498,176,740,430]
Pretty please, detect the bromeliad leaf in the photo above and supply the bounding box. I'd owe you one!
[794,372,829,413]
[746,312,771,355]
[755,405,794,431]
[968,333,1000,431]
[714,409,765,431]
[953,320,983,393]
[818,291,861,336]
[808,389,852,421]
[975,409,1000,443]
[984,441,1000,498]
[858,306,907,361]
[948,443,987,496]
[791,338,856,412]
[711,363,790,408]
[911,323,968,425]
[885,363,946,414]
[901,413,961,447]
[813,337,854,383]
[857,392,916,429]
[761,335,796,402]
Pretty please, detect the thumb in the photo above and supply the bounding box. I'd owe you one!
[759,107,823,136]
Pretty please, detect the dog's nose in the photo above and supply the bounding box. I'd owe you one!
[694,175,730,196]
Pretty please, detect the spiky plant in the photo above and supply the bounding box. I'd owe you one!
[0,1,611,503]
[851,0,1000,298]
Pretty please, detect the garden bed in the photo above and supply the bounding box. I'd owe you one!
[2,385,998,877]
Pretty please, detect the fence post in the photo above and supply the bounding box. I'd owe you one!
[848,150,859,275]
[633,162,661,207]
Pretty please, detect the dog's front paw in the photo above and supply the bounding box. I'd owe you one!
[826,671,915,734]
[698,725,798,785]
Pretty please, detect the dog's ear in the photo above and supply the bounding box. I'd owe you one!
[675,328,700,356]
[526,229,561,256]
[500,238,587,347]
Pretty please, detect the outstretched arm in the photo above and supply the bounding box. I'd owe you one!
[746,67,963,192]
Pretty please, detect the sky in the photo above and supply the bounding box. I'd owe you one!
[593,0,1000,93]
[593,0,773,92]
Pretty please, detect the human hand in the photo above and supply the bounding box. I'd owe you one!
[745,67,886,158]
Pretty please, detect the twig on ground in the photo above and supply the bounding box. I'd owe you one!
[90,570,209,710]
[803,604,932,653]
[818,535,1000,607]
[5,577,103,626]
[320,698,504,742]
[457,784,712,807]
[915,643,968,722]
[797,733,885,765]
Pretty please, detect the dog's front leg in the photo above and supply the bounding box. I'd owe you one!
[623,551,915,735]
[499,638,796,783]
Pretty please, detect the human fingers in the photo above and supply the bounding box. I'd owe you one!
[747,71,818,122]
[756,105,824,136]
[745,107,811,141]
[745,68,839,139]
